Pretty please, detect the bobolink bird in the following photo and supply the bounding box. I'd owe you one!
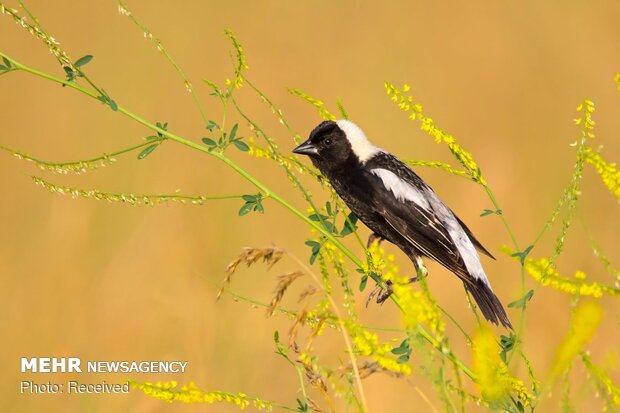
[293,120,512,329]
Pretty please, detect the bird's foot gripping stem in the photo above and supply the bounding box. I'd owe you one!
[365,276,421,306]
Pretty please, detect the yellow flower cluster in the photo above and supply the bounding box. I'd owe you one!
[366,241,444,335]
[0,5,73,69]
[246,137,317,179]
[472,327,510,401]
[6,147,115,174]
[575,99,596,135]
[224,29,248,88]
[247,138,294,169]
[472,328,532,406]
[396,283,445,335]
[289,88,336,121]
[405,159,471,180]
[130,381,272,410]
[521,254,619,298]
[346,320,412,375]
[385,82,485,185]
[584,146,620,200]
[32,176,217,206]
[509,374,532,407]
[551,301,602,377]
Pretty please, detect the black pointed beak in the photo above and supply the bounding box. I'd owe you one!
[292,140,319,156]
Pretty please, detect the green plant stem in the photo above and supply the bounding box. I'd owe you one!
[0,52,358,261]
[1,50,478,386]
[0,139,160,169]
[482,183,528,365]
[116,0,208,126]
[417,326,475,380]
[482,185,520,251]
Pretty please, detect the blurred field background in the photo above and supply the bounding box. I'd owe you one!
[1,1,619,412]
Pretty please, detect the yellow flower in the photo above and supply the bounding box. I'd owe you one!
[472,327,510,401]
[527,258,619,298]
[384,82,485,184]
[583,146,620,200]
[551,301,602,377]
[130,381,272,410]
[503,247,620,298]
[288,88,336,120]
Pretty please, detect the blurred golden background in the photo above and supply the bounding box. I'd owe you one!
[1,1,619,412]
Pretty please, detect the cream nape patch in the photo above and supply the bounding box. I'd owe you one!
[336,120,383,163]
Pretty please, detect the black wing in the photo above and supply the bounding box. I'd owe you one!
[364,154,474,282]
[375,199,472,280]
[364,153,512,328]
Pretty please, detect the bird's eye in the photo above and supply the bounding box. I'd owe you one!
[324,138,332,146]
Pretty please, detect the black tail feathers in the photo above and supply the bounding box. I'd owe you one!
[466,279,512,329]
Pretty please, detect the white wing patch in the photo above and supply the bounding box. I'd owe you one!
[336,120,383,163]
[373,166,490,287]
[426,191,491,288]
[371,168,431,210]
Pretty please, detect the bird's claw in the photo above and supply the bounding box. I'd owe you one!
[376,281,394,304]
[365,276,421,307]
[366,280,393,307]
[366,233,384,248]
[366,281,394,307]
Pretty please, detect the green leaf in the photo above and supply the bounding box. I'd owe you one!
[2,56,11,68]
[341,212,358,236]
[145,135,160,141]
[499,333,516,363]
[206,120,219,131]
[511,245,534,265]
[515,400,525,413]
[391,346,409,355]
[137,143,159,159]
[359,274,368,291]
[229,123,238,141]
[308,213,337,233]
[97,89,117,111]
[273,330,289,358]
[508,289,534,309]
[322,221,337,234]
[238,202,254,216]
[391,339,411,359]
[242,194,258,202]
[305,240,321,264]
[325,202,332,216]
[255,200,265,213]
[202,137,217,146]
[296,399,309,412]
[74,55,93,68]
[396,354,410,363]
[233,140,249,152]
[0,65,8,71]
[480,209,502,217]
[64,66,75,82]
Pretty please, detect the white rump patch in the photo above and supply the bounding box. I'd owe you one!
[336,120,383,163]
[426,192,490,287]
[371,168,431,210]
